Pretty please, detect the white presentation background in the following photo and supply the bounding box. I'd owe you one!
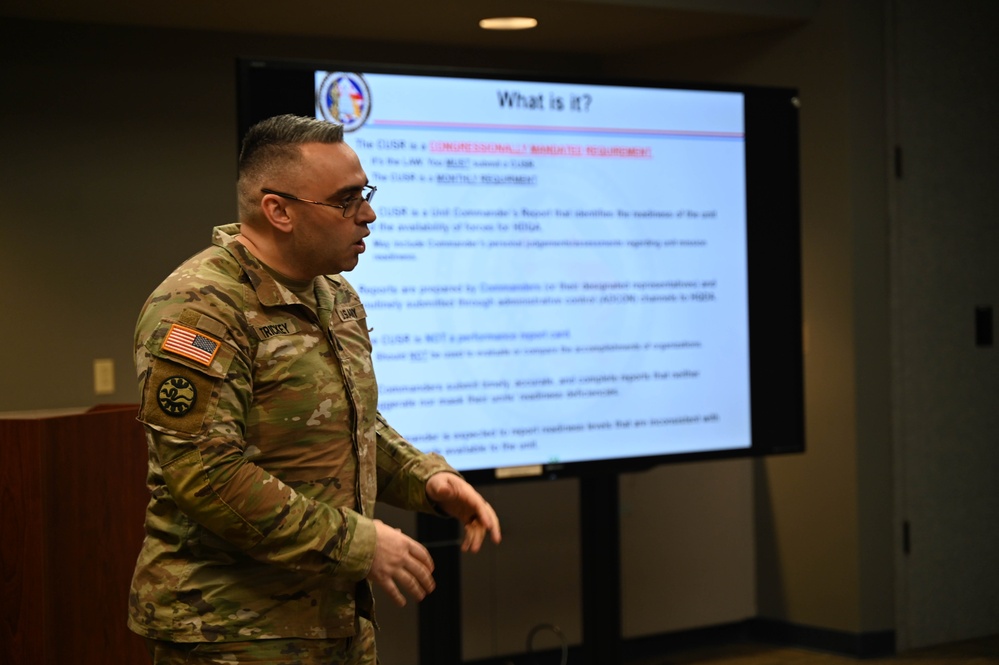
[316,71,752,474]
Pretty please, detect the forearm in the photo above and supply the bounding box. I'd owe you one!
[152,429,376,579]
[374,412,460,513]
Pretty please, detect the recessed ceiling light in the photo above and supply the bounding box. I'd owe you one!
[479,17,538,31]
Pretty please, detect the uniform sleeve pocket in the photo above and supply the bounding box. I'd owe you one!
[138,318,237,437]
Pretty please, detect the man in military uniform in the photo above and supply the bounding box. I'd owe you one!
[129,114,501,664]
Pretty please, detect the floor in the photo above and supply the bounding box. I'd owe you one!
[636,634,999,664]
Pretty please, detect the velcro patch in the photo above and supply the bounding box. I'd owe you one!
[162,324,221,367]
[337,304,366,322]
[140,360,217,436]
[254,321,298,339]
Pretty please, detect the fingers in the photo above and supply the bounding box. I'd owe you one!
[461,519,488,553]
[390,541,435,604]
[384,561,434,607]
[408,535,435,571]
[426,473,503,551]
[480,500,502,544]
[460,500,502,553]
[368,520,436,607]
[460,486,502,551]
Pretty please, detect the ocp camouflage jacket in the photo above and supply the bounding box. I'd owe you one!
[127,224,456,642]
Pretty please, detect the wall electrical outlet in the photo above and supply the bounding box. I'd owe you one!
[975,306,993,347]
[93,358,115,395]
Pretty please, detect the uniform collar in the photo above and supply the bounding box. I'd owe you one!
[212,223,342,309]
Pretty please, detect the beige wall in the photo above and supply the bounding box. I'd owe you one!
[889,0,999,648]
[0,0,895,660]
[603,0,894,635]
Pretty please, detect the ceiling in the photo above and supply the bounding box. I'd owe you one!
[0,0,818,55]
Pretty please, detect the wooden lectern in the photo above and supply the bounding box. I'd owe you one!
[1,405,150,664]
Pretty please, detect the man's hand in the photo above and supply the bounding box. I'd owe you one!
[426,473,502,553]
[367,519,436,607]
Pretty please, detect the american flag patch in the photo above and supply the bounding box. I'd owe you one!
[162,324,221,367]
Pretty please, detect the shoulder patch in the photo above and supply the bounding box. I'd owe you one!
[162,324,221,367]
[156,375,198,417]
[140,360,217,435]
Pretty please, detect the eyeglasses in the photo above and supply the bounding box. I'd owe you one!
[260,185,377,218]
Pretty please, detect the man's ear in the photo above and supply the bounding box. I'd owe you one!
[260,193,294,233]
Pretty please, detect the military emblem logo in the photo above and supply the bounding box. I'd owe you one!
[157,376,197,417]
[316,71,372,132]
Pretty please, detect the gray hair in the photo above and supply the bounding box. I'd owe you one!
[237,114,345,219]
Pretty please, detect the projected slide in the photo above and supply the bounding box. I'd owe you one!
[315,71,751,474]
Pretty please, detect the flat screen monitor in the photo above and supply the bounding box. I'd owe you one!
[237,58,804,483]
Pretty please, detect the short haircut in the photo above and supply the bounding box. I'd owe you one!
[236,115,345,219]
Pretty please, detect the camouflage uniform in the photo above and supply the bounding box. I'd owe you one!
[146,619,376,665]
[128,224,456,648]
[146,619,378,665]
